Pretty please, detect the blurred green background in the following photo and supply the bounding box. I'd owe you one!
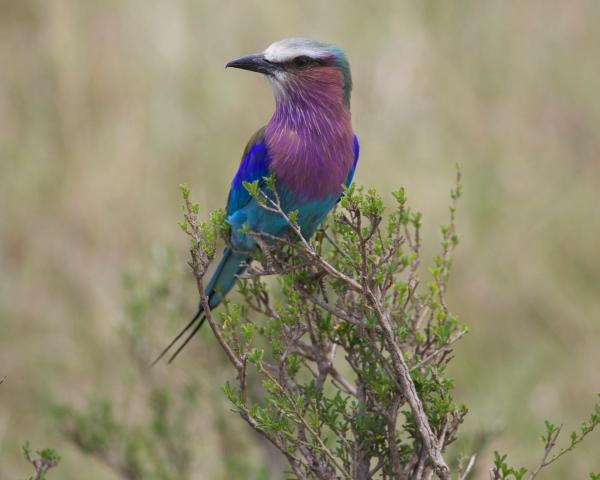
[1,0,599,478]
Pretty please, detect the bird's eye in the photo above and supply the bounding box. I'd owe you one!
[292,56,311,68]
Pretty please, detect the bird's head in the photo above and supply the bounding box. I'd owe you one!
[226,38,352,108]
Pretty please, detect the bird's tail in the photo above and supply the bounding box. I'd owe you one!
[151,248,249,365]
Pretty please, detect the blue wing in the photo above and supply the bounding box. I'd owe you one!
[226,126,270,216]
[344,134,360,188]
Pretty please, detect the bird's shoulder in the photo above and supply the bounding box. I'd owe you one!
[241,125,267,160]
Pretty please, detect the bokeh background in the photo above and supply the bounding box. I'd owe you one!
[1,0,599,478]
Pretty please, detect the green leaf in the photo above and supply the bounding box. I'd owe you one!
[179,183,190,199]
[242,180,260,198]
[248,348,264,365]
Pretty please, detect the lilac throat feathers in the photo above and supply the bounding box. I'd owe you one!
[265,66,354,200]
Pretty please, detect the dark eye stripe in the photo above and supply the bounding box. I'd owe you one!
[287,56,326,69]
[293,56,310,67]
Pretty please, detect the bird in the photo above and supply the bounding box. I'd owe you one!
[154,38,359,364]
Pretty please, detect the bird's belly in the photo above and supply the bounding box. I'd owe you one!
[228,190,337,253]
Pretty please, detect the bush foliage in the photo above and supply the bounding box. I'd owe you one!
[51,176,599,479]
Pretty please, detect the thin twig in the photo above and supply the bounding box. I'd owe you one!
[459,454,477,480]
[527,425,562,480]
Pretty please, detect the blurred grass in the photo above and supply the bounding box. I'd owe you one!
[1,0,599,478]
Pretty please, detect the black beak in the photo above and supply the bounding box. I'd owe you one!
[226,54,277,75]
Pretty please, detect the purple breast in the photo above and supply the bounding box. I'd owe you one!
[265,69,354,201]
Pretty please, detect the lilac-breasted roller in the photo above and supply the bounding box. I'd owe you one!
[156,38,359,363]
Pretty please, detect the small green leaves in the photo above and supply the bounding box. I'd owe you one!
[178,186,220,275]
[490,398,600,480]
[248,348,264,365]
[492,451,528,480]
[285,355,301,377]
[222,381,242,407]
[451,183,462,202]
[410,211,422,229]
[392,187,407,205]
[37,448,61,465]
[263,173,277,191]
[21,441,32,458]
[210,208,229,240]
[179,183,190,200]
[542,420,559,443]
[22,441,61,480]
[240,323,255,344]
[535,394,600,471]
[339,182,360,209]
[242,180,260,198]
[361,188,384,217]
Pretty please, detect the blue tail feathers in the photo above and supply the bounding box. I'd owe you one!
[151,247,249,365]
[205,247,250,309]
